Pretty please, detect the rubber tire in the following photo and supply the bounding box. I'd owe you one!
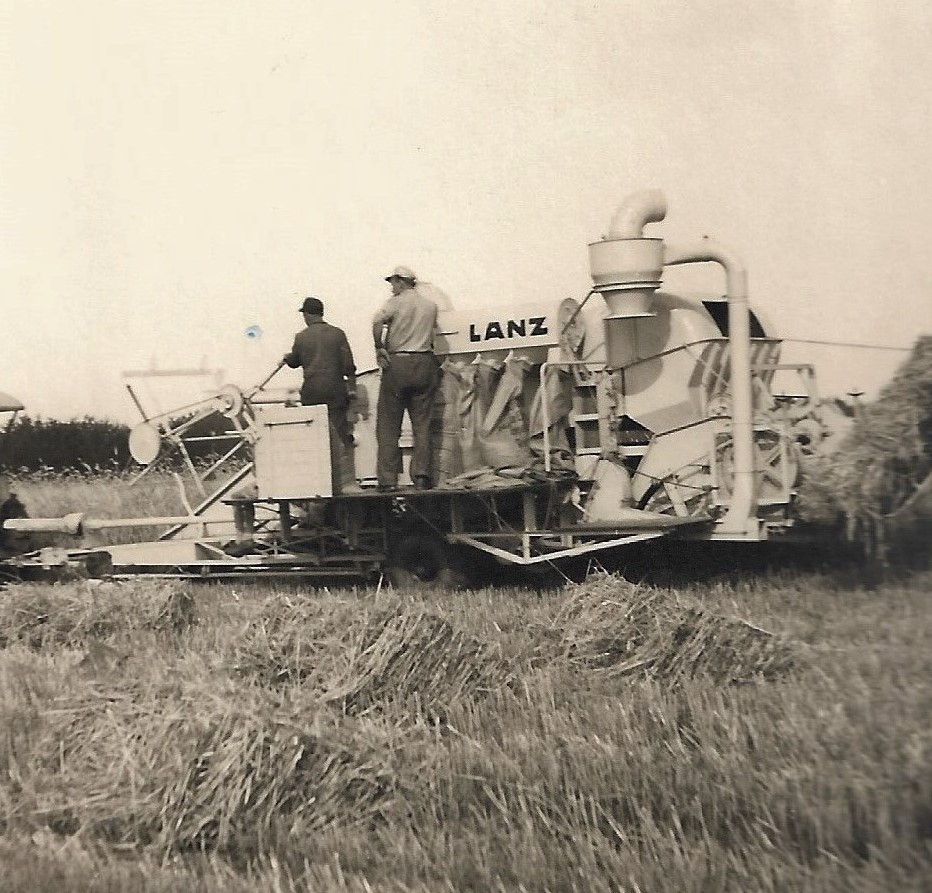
[385,531,471,590]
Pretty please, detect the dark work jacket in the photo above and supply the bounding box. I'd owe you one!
[284,320,356,407]
[0,494,30,556]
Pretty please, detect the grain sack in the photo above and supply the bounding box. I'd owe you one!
[476,353,531,469]
[528,365,574,459]
[432,361,466,483]
[449,361,484,473]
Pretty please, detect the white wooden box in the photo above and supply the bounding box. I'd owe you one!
[253,405,332,499]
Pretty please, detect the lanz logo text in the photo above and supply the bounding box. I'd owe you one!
[468,317,548,342]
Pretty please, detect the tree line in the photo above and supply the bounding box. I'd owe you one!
[1,415,234,473]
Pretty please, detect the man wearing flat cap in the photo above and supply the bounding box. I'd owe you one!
[372,266,439,490]
[284,297,359,491]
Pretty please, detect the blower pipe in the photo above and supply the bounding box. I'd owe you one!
[663,238,757,534]
[591,190,758,535]
[607,189,668,239]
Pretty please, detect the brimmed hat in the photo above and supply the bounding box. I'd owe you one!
[384,265,417,283]
[299,297,324,315]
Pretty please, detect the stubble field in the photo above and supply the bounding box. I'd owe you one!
[0,474,929,891]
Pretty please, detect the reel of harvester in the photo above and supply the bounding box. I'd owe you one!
[123,363,293,541]
[128,383,254,496]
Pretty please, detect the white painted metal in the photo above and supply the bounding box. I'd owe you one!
[4,514,202,534]
[0,391,24,412]
[606,188,668,240]
[588,238,664,316]
[630,418,720,503]
[664,239,756,535]
[583,458,635,521]
[449,531,668,564]
[435,302,559,356]
[586,191,763,537]
[253,405,332,499]
[128,422,161,464]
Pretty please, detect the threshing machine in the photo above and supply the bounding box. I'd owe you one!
[4,190,830,584]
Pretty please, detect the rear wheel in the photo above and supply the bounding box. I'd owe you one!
[385,530,472,590]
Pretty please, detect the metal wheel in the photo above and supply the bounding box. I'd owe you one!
[712,429,798,506]
[385,531,471,590]
[638,462,715,518]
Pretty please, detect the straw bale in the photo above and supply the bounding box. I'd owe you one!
[158,708,394,853]
[550,573,796,684]
[228,596,369,689]
[650,608,796,684]
[26,682,396,856]
[0,580,196,650]
[326,608,515,719]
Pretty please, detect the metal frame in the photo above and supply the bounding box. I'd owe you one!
[89,480,705,576]
[5,325,824,580]
[448,530,668,565]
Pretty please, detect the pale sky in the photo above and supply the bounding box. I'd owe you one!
[2,0,930,421]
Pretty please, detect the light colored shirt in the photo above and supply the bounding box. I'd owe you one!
[373,287,438,353]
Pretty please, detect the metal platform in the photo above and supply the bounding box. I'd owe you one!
[4,480,714,581]
[222,479,561,506]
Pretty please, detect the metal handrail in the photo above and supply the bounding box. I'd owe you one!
[538,358,612,472]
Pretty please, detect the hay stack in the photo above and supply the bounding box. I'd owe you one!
[551,573,796,684]
[326,608,514,719]
[234,602,515,717]
[27,683,395,856]
[548,574,681,672]
[230,598,361,688]
[159,707,393,853]
[797,335,932,559]
[650,607,796,684]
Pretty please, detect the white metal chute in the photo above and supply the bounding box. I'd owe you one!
[607,189,668,240]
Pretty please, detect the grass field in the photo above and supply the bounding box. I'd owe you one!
[1,474,930,890]
[11,470,189,546]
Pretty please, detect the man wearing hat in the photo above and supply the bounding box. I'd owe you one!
[284,297,359,491]
[372,266,439,490]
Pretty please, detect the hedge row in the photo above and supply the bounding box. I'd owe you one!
[1,415,234,473]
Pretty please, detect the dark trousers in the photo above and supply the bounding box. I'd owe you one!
[300,387,351,443]
[376,354,438,486]
[300,392,356,492]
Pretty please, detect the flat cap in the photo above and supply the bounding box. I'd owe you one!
[299,297,324,315]
[384,265,417,283]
